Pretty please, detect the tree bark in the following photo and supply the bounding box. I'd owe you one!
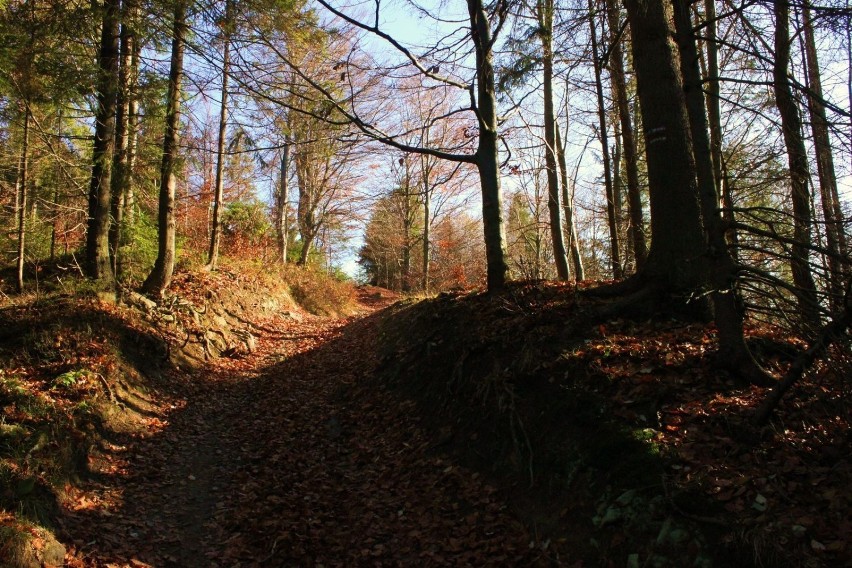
[539,0,570,281]
[801,1,847,310]
[622,0,708,314]
[421,135,432,292]
[703,0,723,200]
[142,1,186,297]
[673,0,769,383]
[206,0,233,271]
[772,0,821,330]
[556,121,584,280]
[589,0,622,280]
[468,0,508,291]
[401,167,413,293]
[15,104,30,293]
[276,143,290,264]
[606,0,646,270]
[86,0,120,282]
[50,110,61,261]
[109,0,135,275]
[123,21,140,238]
[298,229,315,266]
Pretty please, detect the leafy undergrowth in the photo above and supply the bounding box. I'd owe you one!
[376,281,851,567]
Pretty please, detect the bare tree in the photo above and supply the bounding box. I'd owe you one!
[261,0,512,290]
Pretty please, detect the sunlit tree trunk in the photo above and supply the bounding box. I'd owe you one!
[124,27,140,235]
[276,143,290,264]
[556,121,584,280]
[110,0,136,275]
[143,1,187,296]
[401,165,413,293]
[206,0,234,271]
[15,104,31,293]
[772,0,821,329]
[86,0,120,282]
[421,137,432,292]
[589,0,621,279]
[50,109,61,262]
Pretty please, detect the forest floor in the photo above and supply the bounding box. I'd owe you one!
[1,277,849,567]
[55,286,546,567]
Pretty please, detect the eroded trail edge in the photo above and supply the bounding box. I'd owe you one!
[60,291,541,567]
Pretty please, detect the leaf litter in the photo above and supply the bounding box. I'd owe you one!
[58,287,541,567]
[5,280,845,567]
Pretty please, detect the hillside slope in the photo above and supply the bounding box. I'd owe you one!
[374,282,850,567]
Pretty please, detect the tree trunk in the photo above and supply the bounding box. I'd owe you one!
[468,0,508,291]
[703,0,723,200]
[606,0,646,270]
[589,0,622,280]
[802,1,847,310]
[86,0,120,283]
[673,0,768,382]
[143,1,186,297]
[401,172,413,293]
[772,0,821,329]
[539,0,570,281]
[15,104,30,293]
[702,0,737,254]
[124,23,140,235]
[294,145,316,267]
[421,139,431,292]
[110,0,135,275]
[50,110,61,262]
[206,0,233,271]
[556,121,584,280]
[622,0,709,313]
[298,229,315,266]
[276,143,290,264]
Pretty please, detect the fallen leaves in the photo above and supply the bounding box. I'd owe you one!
[50,286,546,567]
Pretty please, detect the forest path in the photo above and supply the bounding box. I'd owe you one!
[60,288,543,567]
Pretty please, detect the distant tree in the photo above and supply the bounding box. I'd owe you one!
[292,0,511,290]
[800,0,848,310]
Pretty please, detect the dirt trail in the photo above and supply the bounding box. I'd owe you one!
[60,289,546,567]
